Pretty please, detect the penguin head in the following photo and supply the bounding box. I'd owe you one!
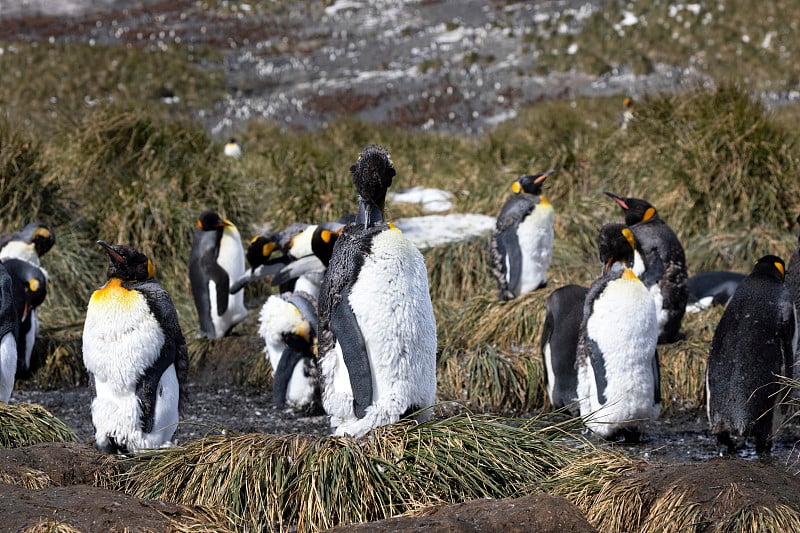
[311,225,342,267]
[623,97,634,109]
[752,254,786,282]
[196,210,232,232]
[97,241,154,283]
[18,222,55,257]
[350,144,396,227]
[597,223,636,274]
[512,170,555,196]
[2,258,47,311]
[246,233,282,268]
[604,192,658,226]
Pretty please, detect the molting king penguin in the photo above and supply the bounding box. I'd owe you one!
[0,262,18,403]
[540,283,588,414]
[83,241,188,454]
[189,210,248,339]
[491,170,555,301]
[576,223,661,442]
[605,192,688,344]
[706,255,796,456]
[0,221,55,267]
[317,144,437,438]
[2,258,47,379]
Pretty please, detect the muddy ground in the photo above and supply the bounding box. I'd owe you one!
[2,1,800,531]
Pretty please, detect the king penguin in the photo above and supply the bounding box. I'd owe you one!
[189,210,248,339]
[491,170,555,301]
[83,241,188,454]
[224,137,243,159]
[0,221,55,267]
[317,144,437,438]
[576,223,661,442]
[706,255,796,455]
[540,283,588,413]
[0,262,18,403]
[605,192,688,344]
[258,291,320,414]
[270,223,343,298]
[2,258,47,379]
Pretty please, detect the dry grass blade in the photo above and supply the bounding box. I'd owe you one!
[0,403,77,448]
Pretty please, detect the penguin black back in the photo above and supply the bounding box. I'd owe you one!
[706,254,795,455]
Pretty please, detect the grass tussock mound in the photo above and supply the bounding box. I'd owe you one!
[105,414,604,531]
[0,403,77,448]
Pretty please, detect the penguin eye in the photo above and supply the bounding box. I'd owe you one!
[29,278,39,292]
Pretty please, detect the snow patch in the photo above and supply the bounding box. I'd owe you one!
[388,186,454,212]
[393,213,495,250]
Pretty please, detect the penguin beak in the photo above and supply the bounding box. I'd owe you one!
[604,191,628,210]
[534,169,556,184]
[97,240,125,264]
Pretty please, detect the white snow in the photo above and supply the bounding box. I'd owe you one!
[393,213,495,250]
[388,186,454,212]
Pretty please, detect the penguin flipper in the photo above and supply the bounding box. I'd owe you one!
[136,343,176,434]
[272,255,326,288]
[498,226,523,298]
[540,299,556,389]
[210,264,231,315]
[230,263,286,294]
[584,336,608,405]
[330,291,372,419]
[652,348,662,405]
[272,335,310,409]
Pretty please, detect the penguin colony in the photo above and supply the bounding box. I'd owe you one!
[5,135,796,457]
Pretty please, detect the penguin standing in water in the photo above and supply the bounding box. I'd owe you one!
[317,144,437,438]
[576,223,661,442]
[83,241,188,454]
[0,263,18,403]
[0,221,55,267]
[189,210,248,339]
[706,255,796,456]
[491,170,555,301]
[540,284,588,413]
[2,258,47,379]
[605,192,688,344]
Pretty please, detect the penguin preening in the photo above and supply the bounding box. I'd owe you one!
[706,255,796,456]
[83,241,188,454]
[229,232,288,294]
[605,192,688,344]
[317,144,437,438]
[576,223,661,442]
[189,210,248,339]
[258,291,320,414]
[0,263,18,403]
[269,223,343,298]
[541,283,588,413]
[685,271,745,313]
[0,221,55,267]
[2,258,47,379]
[491,170,555,301]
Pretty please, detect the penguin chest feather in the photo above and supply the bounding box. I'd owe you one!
[83,279,165,388]
[512,203,554,293]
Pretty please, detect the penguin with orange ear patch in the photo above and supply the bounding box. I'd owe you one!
[83,241,188,454]
[605,192,688,344]
[491,170,556,301]
[576,223,661,442]
[706,255,796,456]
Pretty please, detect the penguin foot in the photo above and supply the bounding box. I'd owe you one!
[714,431,737,455]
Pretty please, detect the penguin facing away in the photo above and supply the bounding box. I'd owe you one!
[189,210,248,339]
[0,221,55,267]
[258,291,321,414]
[576,223,661,442]
[83,241,188,454]
[2,258,47,379]
[685,271,745,313]
[317,144,437,438]
[706,255,796,455]
[541,283,588,413]
[605,192,688,344]
[491,170,555,301]
[0,262,18,403]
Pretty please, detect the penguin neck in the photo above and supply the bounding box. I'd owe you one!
[356,196,385,228]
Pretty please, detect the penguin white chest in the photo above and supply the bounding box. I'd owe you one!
[513,203,554,293]
[0,242,39,266]
[83,280,165,388]
[210,226,247,335]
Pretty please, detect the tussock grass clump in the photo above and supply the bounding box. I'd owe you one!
[0,403,77,447]
[424,236,494,302]
[18,521,84,533]
[107,414,604,531]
